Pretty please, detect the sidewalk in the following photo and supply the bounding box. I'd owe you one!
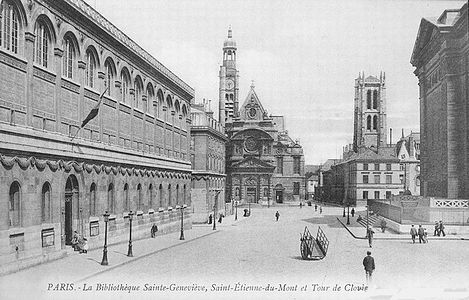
[337,215,469,241]
[0,214,245,285]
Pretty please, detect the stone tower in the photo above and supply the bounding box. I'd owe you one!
[353,72,387,151]
[219,26,239,126]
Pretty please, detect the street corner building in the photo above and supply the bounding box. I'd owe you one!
[411,2,468,199]
[190,102,227,223]
[218,29,306,206]
[0,0,193,274]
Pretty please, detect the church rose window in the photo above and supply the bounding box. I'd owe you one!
[248,107,257,118]
[244,136,258,152]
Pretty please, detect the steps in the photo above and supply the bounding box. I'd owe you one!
[357,214,382,228]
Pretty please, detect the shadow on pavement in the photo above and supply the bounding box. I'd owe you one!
[86,257,101,265]
[302,215,352,228]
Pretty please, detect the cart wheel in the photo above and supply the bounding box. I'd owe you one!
[300,240,309,259]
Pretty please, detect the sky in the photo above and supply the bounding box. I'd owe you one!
[88,0,464,165]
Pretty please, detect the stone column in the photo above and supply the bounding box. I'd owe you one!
[114,80,121,145]
[54,48,64,132]
[77,60,86,138]
[98,71,105,142]
[129,88,135,149]
[162,106,167,156]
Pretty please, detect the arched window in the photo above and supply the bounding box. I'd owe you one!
[90,183,96,217]
[9,181,21,227]
[148,184,153,209]
[366,90,372,109]
[367,115,371,130]
[373,115,378,130]
[168,184,172,207]
[373,90,378,109]
[146,83,154,114]
[85,49,96,88]
[121,68,130,103]
[107,183,114,213]
[124,183,129,211]
[159,184,163,208]
[62,35,75,79]
[157,90,164,118]
[0,1,19,54]
[104,58,115,97]
[137,184,142,211]
[41,182,51,223]
[134,76,143,109]
[34,20,50,68]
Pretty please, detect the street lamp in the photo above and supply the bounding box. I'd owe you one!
[127,211,134,257]
[235,200,238,221]
[347,205,350,225]
[101,211,110,266]
[178,204,187,240]
[213,189,222,231]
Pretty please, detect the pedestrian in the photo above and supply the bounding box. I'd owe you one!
[218,214,223,223]
[150,223,158,238]
[423,228,428,243]
[439,221,446,237]
[367,227,374,248]
[380,219,387,233]
[319,207,323,214]
[315,204,318,212]
[71,231,80,251]
[434,221,439,236]
[300,202,303,209]
[363,251,375,285]
[275,211,280,221]
[418,224,425,243]
[80,238,88,254]
[208,214,213,224]
[351,208,355,217]
[410,224,417,243]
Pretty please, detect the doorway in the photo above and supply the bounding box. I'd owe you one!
[276,190,283,203]
[246,187,257,203]
[65,175,79,245]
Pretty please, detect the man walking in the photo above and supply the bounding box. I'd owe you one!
[410,225,417,243]
[380,219,387,233]
[363,251,375,285]
[417,224,425,243]
[275,211,280,222]
[439,221,446,237]
[315,204,318,212]
[434,221,439,236]
[367,227,374,248]
[351,208,355,217]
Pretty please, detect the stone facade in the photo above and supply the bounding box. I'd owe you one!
[219,30,305,205]
[411,3,468,199]
[190,102,227,223]
[0,0,192,273]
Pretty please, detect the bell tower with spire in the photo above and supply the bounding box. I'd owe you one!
[219,26,239,127]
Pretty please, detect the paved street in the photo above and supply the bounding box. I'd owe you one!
[1,205,469,300]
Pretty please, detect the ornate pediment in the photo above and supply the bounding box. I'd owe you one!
[239,87,268,121]
[231,157,275,171]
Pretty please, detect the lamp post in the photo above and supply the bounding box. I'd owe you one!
[127,211,134,257]
[101,211,109,266]
[235,201,238,221]
[347,205,350,225]
[178,204,187,240]
[213,190,221,231]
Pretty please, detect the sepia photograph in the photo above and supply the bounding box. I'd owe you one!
[0,0,468,299]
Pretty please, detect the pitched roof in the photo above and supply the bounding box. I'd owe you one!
[305,164,321,174]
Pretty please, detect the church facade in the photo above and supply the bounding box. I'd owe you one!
[219,29,305,205]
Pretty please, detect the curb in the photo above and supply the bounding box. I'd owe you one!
[337,217,469,241]
[75,229,220,283]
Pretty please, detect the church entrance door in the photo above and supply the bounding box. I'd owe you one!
[246,187,257,203]
[276,190,283,203]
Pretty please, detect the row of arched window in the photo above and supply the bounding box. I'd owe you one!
[366,90,379,110]
[0,0,189,123]
[366,115,379,131]
[7,180,188,228]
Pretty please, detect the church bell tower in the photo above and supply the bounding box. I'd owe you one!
[219,26,239,126]
[353,72,387,151]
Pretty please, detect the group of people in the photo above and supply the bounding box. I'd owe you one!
[434,220,446,237]
[409,224,428,243]
[71,231,88,254]
[314,204,323,214]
